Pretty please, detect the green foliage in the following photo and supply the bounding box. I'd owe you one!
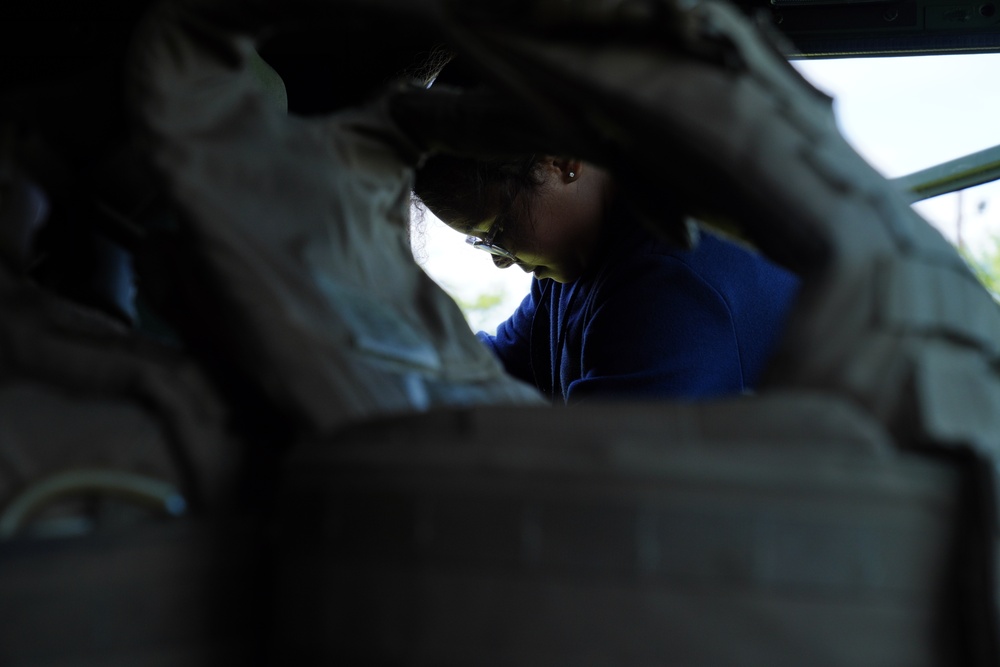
[961,237,1000,301]
[452,291,504,313]
[436,281,513,334]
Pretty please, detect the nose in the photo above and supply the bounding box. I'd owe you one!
[492,255,515,269]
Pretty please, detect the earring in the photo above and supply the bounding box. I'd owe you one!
[568,171,576,179]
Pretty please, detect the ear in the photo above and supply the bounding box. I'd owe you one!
[548,157,583,183]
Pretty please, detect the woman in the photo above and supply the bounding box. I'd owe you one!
[413,153,799,403]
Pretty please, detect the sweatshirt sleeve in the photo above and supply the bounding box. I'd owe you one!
[476,278,543,388]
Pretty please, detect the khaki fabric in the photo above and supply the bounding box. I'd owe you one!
[126,1,543,437]
[0,271,238,526]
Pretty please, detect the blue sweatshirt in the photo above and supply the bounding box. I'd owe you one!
[476,223,799,403]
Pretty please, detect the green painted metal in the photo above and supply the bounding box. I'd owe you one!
[894,144,1000,202]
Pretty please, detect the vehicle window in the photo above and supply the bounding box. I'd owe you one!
[793,55,1000,251]
[795,54,1000,298]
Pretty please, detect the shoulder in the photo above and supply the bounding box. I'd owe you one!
[586,227,722,301]
[625,228,795,294]
[584,226,798,319]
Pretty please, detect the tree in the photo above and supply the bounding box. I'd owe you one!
[961,236,1000,301]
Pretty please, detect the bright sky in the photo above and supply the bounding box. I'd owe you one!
[794,54,1000,253]
[412,52,1000,333]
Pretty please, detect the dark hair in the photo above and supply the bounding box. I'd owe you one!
[413,153,544,237]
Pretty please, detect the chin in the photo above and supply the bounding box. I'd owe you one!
[539,271,574,284]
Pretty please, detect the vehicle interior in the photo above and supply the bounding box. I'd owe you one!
[1,0,1000,665]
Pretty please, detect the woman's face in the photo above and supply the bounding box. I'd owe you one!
[451,159,612,284]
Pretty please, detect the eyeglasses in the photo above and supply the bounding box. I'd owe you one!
[465,217,518,262]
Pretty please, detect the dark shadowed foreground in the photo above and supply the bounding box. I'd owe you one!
[1,0,999,664]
